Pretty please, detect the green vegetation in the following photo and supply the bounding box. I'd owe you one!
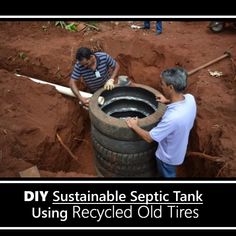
[55,21,77,32]
[55,21,67,29]
[65,23,77,32]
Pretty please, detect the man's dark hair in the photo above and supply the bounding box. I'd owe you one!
[76,47,93,61]
[160,67,188,92]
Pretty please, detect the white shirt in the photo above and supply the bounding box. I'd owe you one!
[149,94,197,165]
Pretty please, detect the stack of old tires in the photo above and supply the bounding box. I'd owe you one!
[89,85,165,177]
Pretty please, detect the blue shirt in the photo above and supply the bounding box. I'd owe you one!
[149,94,197,165]
[71,52,116,92]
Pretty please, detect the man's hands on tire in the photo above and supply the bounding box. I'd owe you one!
[104,79,115,90]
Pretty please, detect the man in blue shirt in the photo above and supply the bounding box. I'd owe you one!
[126,67,197,178]
[70,47,120,107]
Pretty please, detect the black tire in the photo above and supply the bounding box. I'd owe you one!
[89,85,165,177]
[89,85,166,141]
[91,125,153,154]
[92,137,157,177]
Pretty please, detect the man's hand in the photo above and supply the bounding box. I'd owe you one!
[80,97,90,107]
[126,117,153,143]
[156,94,170,104]
[125,117,138,129]
[104,79,115,90]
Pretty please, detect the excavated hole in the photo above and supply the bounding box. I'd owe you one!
[0,64,224,177]
[0,65,224,177]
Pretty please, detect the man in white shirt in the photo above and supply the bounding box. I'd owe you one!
[126,67,197,178]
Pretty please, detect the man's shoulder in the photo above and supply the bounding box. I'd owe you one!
[184,93,195,100]
[95,51,108,57]
[74,61,81,69]
[184,93,197,105]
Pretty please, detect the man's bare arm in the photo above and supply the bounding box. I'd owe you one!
[126,117,153,143]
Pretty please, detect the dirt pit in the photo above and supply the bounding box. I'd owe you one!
[0,21,235,177]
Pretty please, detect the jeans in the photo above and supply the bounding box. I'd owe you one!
[144,21,162,33]
[156,158,176,178]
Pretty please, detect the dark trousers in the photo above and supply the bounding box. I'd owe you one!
[156,158,176,178]
[144,21,162,33]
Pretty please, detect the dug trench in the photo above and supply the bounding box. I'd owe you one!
[0,21,236,177]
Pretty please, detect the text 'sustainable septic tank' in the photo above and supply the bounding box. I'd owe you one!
[89,85,166,177]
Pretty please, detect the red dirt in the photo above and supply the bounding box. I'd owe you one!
[0,21,235,177]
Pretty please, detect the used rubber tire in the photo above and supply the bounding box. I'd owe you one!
[91,125,153,154]
[92,137,157,177]
[89,85,166,177]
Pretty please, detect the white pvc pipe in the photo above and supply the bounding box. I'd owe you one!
[15,73,104,105]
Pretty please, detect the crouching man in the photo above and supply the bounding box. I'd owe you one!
[70,47,120,107]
